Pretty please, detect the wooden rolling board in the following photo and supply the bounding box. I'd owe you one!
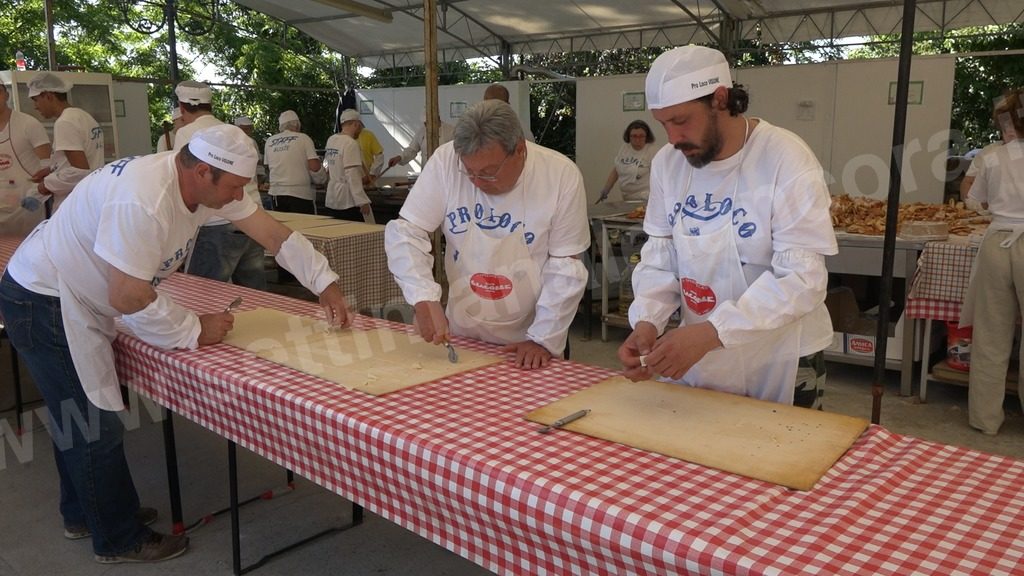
[266,210,334,223]
[303,222,384,239]
[526,377,869,490]
[222,308,502,395]
[282,218,350,232]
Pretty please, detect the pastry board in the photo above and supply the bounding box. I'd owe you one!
[282,218,350,232]
[266,210,334,223]
[303,222,384,239]
[526,376,869,490]
[222,308,502,395]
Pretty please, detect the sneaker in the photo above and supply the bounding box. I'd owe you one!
[64,507,159,540]
[94,532,189,564]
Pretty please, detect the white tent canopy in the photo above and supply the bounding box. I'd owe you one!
[234,0,1024,68]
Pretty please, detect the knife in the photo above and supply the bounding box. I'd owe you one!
[443,341,458,363]
[224,296,243,313]
[537,409,591,434]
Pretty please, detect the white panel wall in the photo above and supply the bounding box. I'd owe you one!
[112,81,152,156]
[355,81,531,177]
[576,55,956,205]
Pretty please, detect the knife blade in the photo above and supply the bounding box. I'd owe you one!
[224,296,243,313]
[538,409,591,434]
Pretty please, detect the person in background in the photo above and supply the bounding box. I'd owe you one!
[324,109,373,222]
[27,72,104,214]
[482,83,535,142]
[265,109,325,214]
[960,107,1019,209]
[386,113,456,170]
[156,106,183,153]
[595,119,657,204]
[0,124,351,564]
[960,88,1024,436]
[617,45,837,409]
[0,80,51,236]
[171,80,220,148]
[356,122,385,185]
[234,115,267,189]
[386,100,590,369]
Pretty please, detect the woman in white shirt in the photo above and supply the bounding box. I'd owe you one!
[596,120,657,203]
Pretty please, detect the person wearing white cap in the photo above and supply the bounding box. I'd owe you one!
[386,112,456,170]
[385,100,590,368]
[323,108,373,222]
[171,80,219,149]
[233,115,267,192]
[27,71,104,213]
[155,106,183,153]
[617,45,837,408]
[265,109,324,214]
[0,80,51,236]
[0,123,350,564]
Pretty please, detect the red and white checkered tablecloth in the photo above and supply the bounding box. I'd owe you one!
[306,227,404,313]
[104,272,1024,575]
[906,240,977,322]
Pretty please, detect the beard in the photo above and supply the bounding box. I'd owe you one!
[674,109,722,168]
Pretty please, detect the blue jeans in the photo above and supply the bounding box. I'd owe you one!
[186,222,267,290]
[0,271,149,555]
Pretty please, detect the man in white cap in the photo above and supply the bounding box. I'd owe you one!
[386,100,589,369]
[0,80,51,236]
[155,106,183,153]
[323,108,372,222]
[386,111,456,170]
[617,45,837,408]
[234,115,267,196]
[265,109,324,214]
[27,71,104,213]
[0,124,350,564]
[171,80,219,148]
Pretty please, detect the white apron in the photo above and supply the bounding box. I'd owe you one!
[0,120,44,237]
[958,219,1024,328]
[445,223,541,345]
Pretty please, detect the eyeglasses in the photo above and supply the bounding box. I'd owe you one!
[458,151,514,182]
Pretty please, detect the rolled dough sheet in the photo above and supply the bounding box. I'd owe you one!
[222,308,502,395]
[303,223,384,239]
[526,376,869,490]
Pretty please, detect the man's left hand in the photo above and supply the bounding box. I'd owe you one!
[36,182,52,196]
[644,322,723,381]
[318,283,352,329]
[501,340,552,370]
[30,167,50,183]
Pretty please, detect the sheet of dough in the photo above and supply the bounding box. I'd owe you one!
[283,219,351,232]
[222,308,502,395]
[303,222,384,239]
[266,211,334,223]
[526,377,868,490]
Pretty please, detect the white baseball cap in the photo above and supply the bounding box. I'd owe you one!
[645,45,732,110]
[339,109,360,124]
[278,110,299,128]
[234,115,253,127]
[188,124,258,178]
[175,80,212,105]
[28,72,72,98]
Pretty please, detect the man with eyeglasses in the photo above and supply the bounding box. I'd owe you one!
[385,100,590,369]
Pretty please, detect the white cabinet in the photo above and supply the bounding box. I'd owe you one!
[0,69,120,162]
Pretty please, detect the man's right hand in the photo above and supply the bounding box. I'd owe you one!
[618,321,658,381]
[387,155,401,168]
[198,312,235,346]
[413,300,449,345]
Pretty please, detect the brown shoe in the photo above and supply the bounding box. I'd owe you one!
[94,532,189,564]
[65,507,159,540]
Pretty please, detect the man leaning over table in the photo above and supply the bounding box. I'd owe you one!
[0,124,350,564]
[617,45,838,408]
[385,100,589,369]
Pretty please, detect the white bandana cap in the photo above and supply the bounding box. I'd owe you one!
[645,45,732,110]
[175,80,212,105]
[339,109,360,124]
[234,115,253,126]
[28,72,72,98]
[278,110,299,128]
[188,124,258,178]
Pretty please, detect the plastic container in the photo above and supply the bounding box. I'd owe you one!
[618,252,641,316]
[946,321,971,372]
[15,50,26,71]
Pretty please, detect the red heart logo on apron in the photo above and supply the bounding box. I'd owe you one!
[682,278,717,315]
[470,273,514,300]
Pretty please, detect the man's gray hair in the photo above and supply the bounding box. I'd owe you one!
[453,100,524,156]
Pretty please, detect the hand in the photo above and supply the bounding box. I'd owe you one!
[387,156,401,168]
[501,340,552,370]
[360,203,371,216]
[595,189,610,204]
[318,283,352,329]
[413,300,449,344]
[30,167,51,183]
[643,321,723,381]
[37,182,52,196]
[198,312,234,346]
[618,321,658,381]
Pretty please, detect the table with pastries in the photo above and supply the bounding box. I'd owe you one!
[3,234,1024,575]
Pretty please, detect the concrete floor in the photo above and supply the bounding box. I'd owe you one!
[2,295,1022,575]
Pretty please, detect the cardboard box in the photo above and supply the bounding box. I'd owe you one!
[826,332,845,353]
[826,285,939,361]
